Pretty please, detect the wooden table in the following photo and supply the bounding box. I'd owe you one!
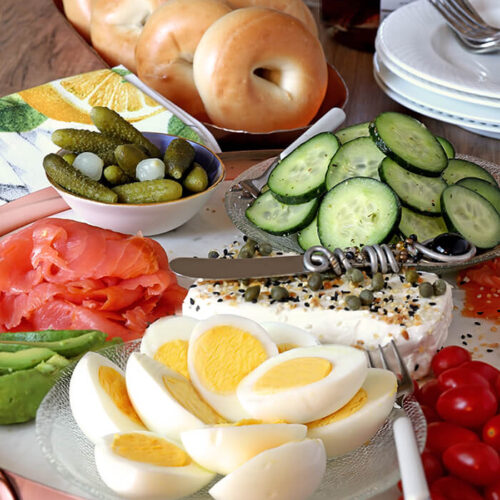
[0,0,498,163]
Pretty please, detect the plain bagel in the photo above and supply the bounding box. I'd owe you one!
[90,0,166,73]
[62,0,92,41]
[136,0,232,120]
[225,0,318,36]
[193,7,328,132]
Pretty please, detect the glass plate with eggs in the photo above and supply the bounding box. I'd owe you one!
[35,340,426,500]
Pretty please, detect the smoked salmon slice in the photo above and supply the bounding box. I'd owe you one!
[0,218,187,340]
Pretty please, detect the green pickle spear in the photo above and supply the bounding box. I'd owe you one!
[113,179,182,203]
[43,153,118,203]
[164,138,196,180]
[183,163,209,193]
[90,106,161,158]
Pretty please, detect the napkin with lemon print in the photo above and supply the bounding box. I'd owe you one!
[0,66,220,205]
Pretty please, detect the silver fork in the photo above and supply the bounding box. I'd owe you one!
[367,341,430,500]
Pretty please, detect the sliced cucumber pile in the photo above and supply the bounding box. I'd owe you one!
[442,158,497,185]
[298,216,321,251]
[399,207,447,243]
[335,121,370,144]
[436,136,455,159]
[457,177,500,213]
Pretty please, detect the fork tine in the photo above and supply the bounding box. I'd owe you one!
[390,340,411,383]
[366,349,375,368]
[377,344,390,370]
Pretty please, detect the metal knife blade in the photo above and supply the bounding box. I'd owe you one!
[170,255,308,280]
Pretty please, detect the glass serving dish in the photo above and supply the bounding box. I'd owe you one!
[36,341,426,500]
[224,154,500,272]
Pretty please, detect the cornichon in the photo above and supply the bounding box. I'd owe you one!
[164,138,196,180]
[52,129,121,154]
[115,144,149,177]
[103,165,132,186]
[183,163,208,192]
[113,179,183,203]
[43,153,118,204]
[90,106,161,158]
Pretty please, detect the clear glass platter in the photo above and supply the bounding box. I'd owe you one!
[224,155,500,273]
[36,341,426,500]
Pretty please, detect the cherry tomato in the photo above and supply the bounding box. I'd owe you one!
[431,346,471,376]
[483,414,500,452]
[460,360,500,387]
[485,479,500,500]
[430,476,483,500]
[418,379,442,408]
[494,373,500,400]
[443,441,500,486]
[437,366,489,392]
[436,385,498,428]
[430,493,446,500]
[420,404,441,424]
[421,450,444,484]
[426,421,479,455]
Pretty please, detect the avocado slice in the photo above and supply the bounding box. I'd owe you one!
[0,348,57,375]
[0,329,101,343]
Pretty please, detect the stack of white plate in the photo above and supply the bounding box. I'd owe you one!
[374,0,500,139]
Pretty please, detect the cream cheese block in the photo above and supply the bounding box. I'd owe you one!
[182,271,453,379]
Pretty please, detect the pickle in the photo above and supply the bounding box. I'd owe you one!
[52,129,121,154]
[103,165,132,186]
[62,153,76,165]
[113,179,182,204]
[164,138,196,180]
[90,106,161,158]
[43,153,118,204]
[114,144,149,177]
[183,163,209,193]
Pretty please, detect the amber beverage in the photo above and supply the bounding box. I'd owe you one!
[321,0,380,51]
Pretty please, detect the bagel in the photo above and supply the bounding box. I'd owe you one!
[225,0,318,36]
[136,0,232,120]
[193,7,328,132]
[62,0,92,41]
[90,0,166,73]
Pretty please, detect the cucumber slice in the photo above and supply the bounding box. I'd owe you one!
[457,177,500,213]
[268,132,340,204]
[325,137,385,190]
[318,177,400,250]
[335,122,370,144]
[441,185,500,249]
[298,216,321,251]
[436,136,455,159]
[379,157,447,215]
[370,112,448,176]
[399,207,447,242]
[441,158,497,186]
[245,190,318,236]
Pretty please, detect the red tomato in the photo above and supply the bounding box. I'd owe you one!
[431,493,446,500]
[421,450,444,484]
[418,379,442,408]
[443,441,500,486]
[430,476,483,500]
[483,414,500,452]
[436,385,498,428]
[485,479,500,500]
[431,346,471,376]
[437,366,489,392]
[426,421,479,455]
[460,360,500,386]
[494,374,500,400]
[421,404,441,424]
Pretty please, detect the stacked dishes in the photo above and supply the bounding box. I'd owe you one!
[374,0,500,139]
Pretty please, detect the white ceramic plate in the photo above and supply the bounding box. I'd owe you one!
[376,0,500,99]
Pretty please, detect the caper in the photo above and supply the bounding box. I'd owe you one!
[346,267,364,284]
[419,282,434,298]
[271,286,289,301]
[308,272,323,291]
[208,250,219,259]
[244,285,261,302]
[433,279,447,296]
[359,289,374,306]
[370,272,384,292]
[240,278,250,286]
[258,242,273,256]
[345,294,361,310]
[238,242,256,259]
[405,268,419,285]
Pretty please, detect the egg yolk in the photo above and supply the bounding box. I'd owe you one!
[163,375,226,424]
[192,326,269,394]
[307,388,368,428]
[277,342,298,353]
[254,357,332,394]
[98,366,145,426]
[154,340,189,378]
[112,433,191,467]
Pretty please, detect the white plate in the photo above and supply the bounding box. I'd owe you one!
[376,0,500,99]
[374,53,500,125]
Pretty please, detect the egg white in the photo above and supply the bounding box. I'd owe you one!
[261,321,320,352]
[237,344,368,423]
[180,422,307,475]
[95,430,215,499]
[188,314,278,421]
[307,368,397,457]
[209,438,326,500]
[69,352,146,444]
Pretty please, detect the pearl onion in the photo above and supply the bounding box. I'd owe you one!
[136,158,166,181]
[73,152,104,181]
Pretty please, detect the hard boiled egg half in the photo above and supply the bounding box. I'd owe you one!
[188,314,278,421]
[140,315,198,379]
[307,368,397,457]
[237,345,367,423]
[261,321,319,353]
[126,353,226,440]
[95,430,214,499]
[69,352,146,444]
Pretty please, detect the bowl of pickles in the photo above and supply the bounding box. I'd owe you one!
[43,107,225,236]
